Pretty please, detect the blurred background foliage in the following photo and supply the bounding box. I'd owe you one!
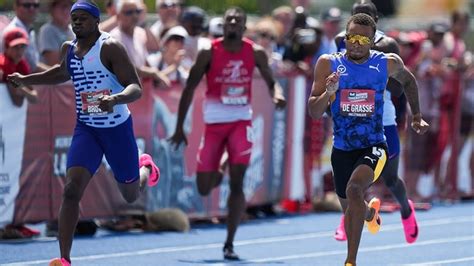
[0,0,322,14]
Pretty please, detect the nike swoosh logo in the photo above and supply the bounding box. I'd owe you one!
[410,224,418,238]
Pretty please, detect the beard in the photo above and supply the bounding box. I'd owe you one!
[348,54,364,60]
[226,32,238,40]
[347,50,369,63]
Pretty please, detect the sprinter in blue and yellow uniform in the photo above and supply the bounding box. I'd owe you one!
[308,13,429,266]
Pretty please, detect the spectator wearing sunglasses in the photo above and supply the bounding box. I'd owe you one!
[150,0,181,40]
[253,17,286,75]
[111,0,171,88]
[1,0,48,72]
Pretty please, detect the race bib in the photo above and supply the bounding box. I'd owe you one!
[220,85,250,105]
[340,89,375,117]
[80,90,111,116]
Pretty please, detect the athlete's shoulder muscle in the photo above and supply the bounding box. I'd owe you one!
[374,36,400,54]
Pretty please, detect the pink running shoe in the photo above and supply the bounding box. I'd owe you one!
[402,200,418,244]
[139,153,160,187]
[334,215,347,241]
[49,258,71,266]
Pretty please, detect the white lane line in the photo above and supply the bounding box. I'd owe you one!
[3,215,473,265]
[396,256,474,266]
[248,236,474,263]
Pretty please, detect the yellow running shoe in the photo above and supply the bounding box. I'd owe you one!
[366,197,382,234]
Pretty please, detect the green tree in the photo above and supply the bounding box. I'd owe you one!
[184,0,286,15]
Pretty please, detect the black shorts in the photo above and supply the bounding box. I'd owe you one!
[331,143,388,198]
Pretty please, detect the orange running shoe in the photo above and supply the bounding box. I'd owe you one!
[366,197,382,234]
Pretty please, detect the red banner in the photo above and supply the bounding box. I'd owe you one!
[4,75,301,224]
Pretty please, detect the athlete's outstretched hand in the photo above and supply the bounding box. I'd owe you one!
[273,94,286,109]
[325,71,340,96]
[169,129,188,150]
[7,72,26,88]
[98,94,117,113]
[410,114,429,135]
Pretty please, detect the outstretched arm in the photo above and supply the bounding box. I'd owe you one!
[387,53,429,134]
[254,46,286,108]
[7,42,71,86]
[308,54,338,119]
[169,48,211,148]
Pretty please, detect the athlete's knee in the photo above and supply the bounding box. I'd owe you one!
[196,173,214,196]
[229,164,247,178]
[197,184,212,196]
[63,182,83,203]
[383,174,399,188]
[229,181,244,195]
[345,182,364,200]
[228,174,244,195]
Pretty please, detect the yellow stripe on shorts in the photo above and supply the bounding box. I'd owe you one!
[373,149,387,182]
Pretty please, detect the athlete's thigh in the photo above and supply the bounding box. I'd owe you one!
[101,117,139,183]
[331,148,359,198]
[197,123,228,172]
[354,144,388,182]
[67,122,103,177]
[381,154,399,183]
[227,120,252,166]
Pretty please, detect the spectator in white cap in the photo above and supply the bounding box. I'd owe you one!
[208,17,223,39]
[148,25,189,85]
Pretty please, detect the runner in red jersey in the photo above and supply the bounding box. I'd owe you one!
[170,7,286,261]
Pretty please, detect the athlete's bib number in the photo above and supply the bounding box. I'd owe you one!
[340,89,375,117]
[221,85,250,105]
[372,146,384,158]
[80,89,111,116]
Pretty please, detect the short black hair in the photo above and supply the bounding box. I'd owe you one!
[224,6,247,24]
[352,0,378,22]
[346,13,377,36]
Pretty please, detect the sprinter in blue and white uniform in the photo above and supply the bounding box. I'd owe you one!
[7,2,159,266]
[308,13,429,266]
